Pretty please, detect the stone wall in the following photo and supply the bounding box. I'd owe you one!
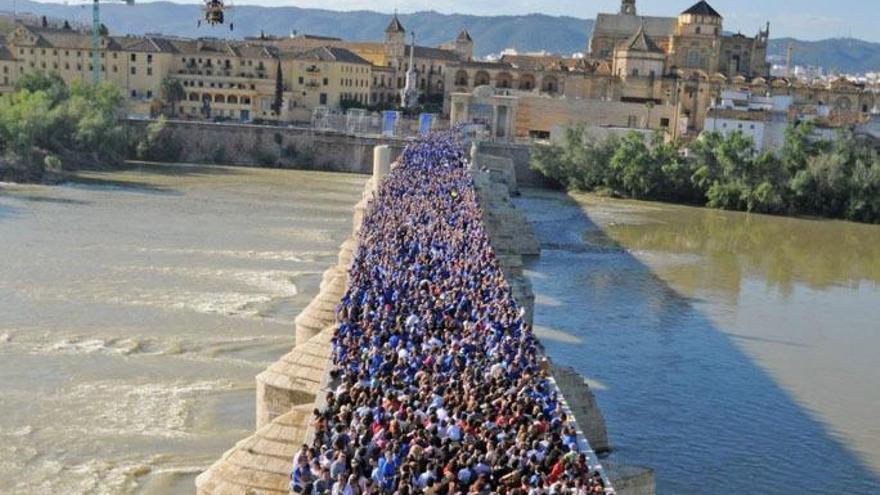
[478,142,558,189]
[128,119,406,174]
[606,465,657,495]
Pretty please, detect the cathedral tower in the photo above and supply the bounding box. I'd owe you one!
[621,0,636,15]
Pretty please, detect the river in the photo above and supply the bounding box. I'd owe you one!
[518,189,880,494]
[0,163,365,494]
[3,165,878,494]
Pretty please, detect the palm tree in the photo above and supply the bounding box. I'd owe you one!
[160,77,185,118]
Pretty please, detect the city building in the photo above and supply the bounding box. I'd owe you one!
[450,0,877,142]
[0,21,375,122]
[0,1,875,139]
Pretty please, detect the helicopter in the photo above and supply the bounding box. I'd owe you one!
[199,0,234,31]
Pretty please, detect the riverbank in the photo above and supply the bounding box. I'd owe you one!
[530,125,880,224]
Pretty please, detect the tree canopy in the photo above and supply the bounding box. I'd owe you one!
[531,124,880,224]
[0,72,129,181]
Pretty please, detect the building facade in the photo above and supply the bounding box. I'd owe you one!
[1,2,875,139]
[0,22,376,123]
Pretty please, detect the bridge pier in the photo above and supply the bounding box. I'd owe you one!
[372,144,391,191]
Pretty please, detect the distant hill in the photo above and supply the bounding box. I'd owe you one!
[768,38,880,74]
[0,1,878,73]
[0,1,592,57]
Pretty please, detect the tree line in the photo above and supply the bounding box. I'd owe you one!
[0,72,185,182]
[530,124,880,224]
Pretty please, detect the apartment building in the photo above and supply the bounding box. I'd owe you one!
[0,22,374,123]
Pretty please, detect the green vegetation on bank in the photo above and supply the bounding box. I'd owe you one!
[531,125,880,224]
[0,72,129,182]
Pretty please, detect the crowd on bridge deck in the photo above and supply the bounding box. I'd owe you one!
[290,131,610,495]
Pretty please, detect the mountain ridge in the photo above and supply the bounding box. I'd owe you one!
[0,1,877,73]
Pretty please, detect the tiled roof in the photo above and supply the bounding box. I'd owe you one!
[0,45,14,61]
[682,1,722,18]
[405,45,460,62]
[288,46,371,65]
[621,22,662,53]
[385,14,405,34]
[459,59,513,70]
[592,13,675,39]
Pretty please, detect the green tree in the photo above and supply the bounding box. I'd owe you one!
[272,60,283,116]
[159,77,186,118]
[609,132,656,198]
[136,115,183,162]
[0,73,129,179]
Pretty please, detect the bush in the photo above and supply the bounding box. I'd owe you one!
[135,116,183,163]
[0,72,128,177]
[292,149,315,169]
[252,147,278,167]
[211,144,228,164]
[43,154,62,172]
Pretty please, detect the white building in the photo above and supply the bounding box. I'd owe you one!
[705,90,794,151]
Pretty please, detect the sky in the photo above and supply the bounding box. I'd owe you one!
[174,0,877,42]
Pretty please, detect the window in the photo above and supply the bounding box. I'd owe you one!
[130,53,136,62]
[146,90,153,98]
[323,77,328,86]
[319,93,327,105]
[113,65,117,73]
[131,89,137,97]
[147,54,152,63]
[130,67,136,75]
[660,118,670,128]
[631,68,639,77]
[298,76,303,84]
[147,67,152,76]
[696,27,701,34]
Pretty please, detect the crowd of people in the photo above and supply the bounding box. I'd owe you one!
[291,132,611,495]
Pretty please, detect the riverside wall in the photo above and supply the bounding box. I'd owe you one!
[127,120,555,189]
[196,141,652,495]
[127,119,407,174]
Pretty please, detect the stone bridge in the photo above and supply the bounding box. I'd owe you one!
[195,140,653,495]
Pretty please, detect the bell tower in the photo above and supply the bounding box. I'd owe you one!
[621,0,636,15]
